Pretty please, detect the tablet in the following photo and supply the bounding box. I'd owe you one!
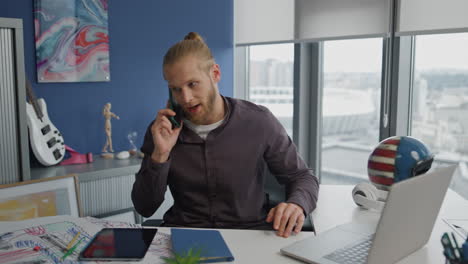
[79,228,157,261]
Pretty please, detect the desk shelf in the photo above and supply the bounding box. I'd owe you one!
[31,156,142,218]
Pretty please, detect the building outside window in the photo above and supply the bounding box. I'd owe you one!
[320,38,383,185]
[411,33,468,199]
[238,34,468,199]
[248,44,294,136]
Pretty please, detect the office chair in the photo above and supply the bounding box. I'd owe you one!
[142,167,316,233]
[262,167,316,233]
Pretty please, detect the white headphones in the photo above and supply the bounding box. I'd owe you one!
[352,182,389,212]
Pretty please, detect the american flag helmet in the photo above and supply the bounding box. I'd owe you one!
[368,136,434,190]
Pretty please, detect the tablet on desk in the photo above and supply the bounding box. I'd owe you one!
[79,228,157,261]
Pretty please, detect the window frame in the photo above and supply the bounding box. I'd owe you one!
[234,34,468,185]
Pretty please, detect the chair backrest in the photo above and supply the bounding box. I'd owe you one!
[263,164,287,209]
[262,165,315,232]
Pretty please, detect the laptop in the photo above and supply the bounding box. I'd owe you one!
[281,165,456,264]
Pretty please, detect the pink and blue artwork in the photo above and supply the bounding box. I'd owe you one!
[34,0,110,82]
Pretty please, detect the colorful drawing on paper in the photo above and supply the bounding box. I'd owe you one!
[0,191,59,221]
[34,0,110,82]
[84,216,140,228]
[148,232,174,260]
[0,218,174,264]
[0,221,92,264]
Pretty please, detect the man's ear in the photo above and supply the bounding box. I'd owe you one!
[211,64,221,83]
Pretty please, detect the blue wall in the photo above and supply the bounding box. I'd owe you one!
[0,0,234,155]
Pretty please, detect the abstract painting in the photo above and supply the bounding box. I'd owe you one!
[34,0,110,82]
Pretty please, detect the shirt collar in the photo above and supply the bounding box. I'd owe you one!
[178,96,232,143]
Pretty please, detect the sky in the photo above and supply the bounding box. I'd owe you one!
[415,33,468,71]
[248,39,383,72]
[249,43,294,63]
[249,33,468,72]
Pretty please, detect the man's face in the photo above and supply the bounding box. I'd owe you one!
[164,55,221,125]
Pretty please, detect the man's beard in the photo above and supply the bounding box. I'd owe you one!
[184,82,218,125]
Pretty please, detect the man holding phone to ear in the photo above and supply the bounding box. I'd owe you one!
[132,32,319,238]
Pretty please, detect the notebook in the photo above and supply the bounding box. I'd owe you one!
[171,228,234,263]
[281,165,456,264]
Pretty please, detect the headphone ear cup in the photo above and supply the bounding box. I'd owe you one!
[352,183,385,212]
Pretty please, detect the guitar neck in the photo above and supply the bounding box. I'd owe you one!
[26,79,44,120]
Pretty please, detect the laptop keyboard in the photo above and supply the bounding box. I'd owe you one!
[323,236,373,264]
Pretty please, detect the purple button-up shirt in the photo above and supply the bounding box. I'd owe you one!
[132,97,319,229]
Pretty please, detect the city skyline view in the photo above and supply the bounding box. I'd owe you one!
[249,33,468,71]
[248,36,468,200]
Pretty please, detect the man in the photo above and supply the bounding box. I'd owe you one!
[132,32,319,238]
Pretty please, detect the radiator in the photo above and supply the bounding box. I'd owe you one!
[79,174,136,216]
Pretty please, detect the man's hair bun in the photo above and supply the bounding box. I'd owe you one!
[163,32,214,73]
[184,32,205,43]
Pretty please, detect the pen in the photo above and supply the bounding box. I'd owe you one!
[453,224,468,238]
[66,231,81,250]
[40,235,67,252]
[61,237,84,261]
[445,249,456,262]
[451,232,463,260]
[441,233,457,261]
[444,250,454,261]
[7,260,46,264]
[0,232,12,239]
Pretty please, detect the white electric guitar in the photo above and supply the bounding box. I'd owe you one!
[26,80,65,166]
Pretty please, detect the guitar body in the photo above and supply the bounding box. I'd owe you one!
[26,98,65,166]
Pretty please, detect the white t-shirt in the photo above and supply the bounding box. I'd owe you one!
[183,118,224,140]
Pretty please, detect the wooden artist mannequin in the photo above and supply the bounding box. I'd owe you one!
[101,102,119,154]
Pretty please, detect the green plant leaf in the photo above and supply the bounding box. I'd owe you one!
[161,247,202,264]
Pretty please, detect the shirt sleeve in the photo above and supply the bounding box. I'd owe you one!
[262,109,319,214]
[131,123,170,218]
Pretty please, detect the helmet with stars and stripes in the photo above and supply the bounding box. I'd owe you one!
[368,136,434,190]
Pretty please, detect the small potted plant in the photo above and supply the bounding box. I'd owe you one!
[162,248,202,264]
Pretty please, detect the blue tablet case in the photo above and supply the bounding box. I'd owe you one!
[171,228,234,263]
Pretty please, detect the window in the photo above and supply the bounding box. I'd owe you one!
[248,44,294,136]
[411,33,468,199]
[320,38,383,184]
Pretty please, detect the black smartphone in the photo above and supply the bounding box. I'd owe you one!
[78,228,158,261]
[168,88,183,128]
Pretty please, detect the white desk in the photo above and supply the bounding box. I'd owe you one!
[157,185,468,264]
[1,185,467,264]
[307,185,468,264]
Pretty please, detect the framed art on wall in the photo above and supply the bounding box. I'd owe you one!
[34,0,110,82]
[0,175,81,221]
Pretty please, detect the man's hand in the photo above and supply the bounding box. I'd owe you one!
[266,202,305,238]
[150,108,183,163]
